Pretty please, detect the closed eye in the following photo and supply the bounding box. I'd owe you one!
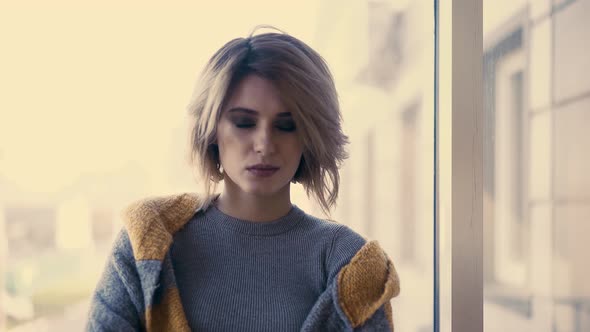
[277,124,296,132]
[233,121,296,132]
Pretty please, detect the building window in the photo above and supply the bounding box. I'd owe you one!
[400,104,419,263]
[493,48,528,287]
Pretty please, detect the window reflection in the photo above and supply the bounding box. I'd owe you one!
[0,0,435,331]
[321,1,434,331]
[484,0,590,331]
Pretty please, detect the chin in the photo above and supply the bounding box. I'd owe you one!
[224,172,292,197]
[242,181,290,197]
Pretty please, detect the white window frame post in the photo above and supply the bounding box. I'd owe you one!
[436,0,483,331]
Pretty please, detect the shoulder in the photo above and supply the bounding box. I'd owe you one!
[122,192,201,232]
[316,220,400,328]
[324,222,366,277]
[291,212,367,260]
[104,227,136,270]
[312,217,401,326]
[121,192,202,260]
[297,210,361,239]
[329,224,367,262]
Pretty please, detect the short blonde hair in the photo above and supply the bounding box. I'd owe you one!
[187,27,348,216]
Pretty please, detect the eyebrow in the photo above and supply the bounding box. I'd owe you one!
[227,107,292,117]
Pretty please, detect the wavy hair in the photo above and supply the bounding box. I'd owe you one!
[187,26,348,216]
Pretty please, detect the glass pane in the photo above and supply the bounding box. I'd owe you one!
[484,0,590,331]
[311,1,435,331]
[0,1,434,331]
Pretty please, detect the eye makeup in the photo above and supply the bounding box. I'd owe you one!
[230,116,296,132]
[226,107,296,132]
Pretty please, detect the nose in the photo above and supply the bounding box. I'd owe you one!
[253,125,276,156]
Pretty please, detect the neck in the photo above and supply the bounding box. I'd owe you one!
[214,185,293,223]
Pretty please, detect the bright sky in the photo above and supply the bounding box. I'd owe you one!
[0,1,320,194]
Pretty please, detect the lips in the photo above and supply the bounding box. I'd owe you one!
[247,164,279,171]
[247,164,279,177]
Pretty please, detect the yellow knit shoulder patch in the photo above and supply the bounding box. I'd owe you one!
[122,193,201,261]
[337,240,400,330]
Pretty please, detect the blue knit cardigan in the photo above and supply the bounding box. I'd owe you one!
[86,193,400,331]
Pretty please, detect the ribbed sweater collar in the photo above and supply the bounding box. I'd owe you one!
[204,203,305,236]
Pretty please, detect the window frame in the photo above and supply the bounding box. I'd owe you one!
[436,1,484,331]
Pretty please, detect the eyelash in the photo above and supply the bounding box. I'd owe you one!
[235,123,296,132]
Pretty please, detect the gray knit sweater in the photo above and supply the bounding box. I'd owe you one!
[171,203,365,331]
[86,193,400,331]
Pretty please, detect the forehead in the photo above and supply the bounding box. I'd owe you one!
[224,74,287,116]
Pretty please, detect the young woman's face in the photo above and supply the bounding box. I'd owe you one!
[216,74,304,197]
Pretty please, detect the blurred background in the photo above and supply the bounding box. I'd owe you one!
[0,0,588,331]
[482,0,590,331]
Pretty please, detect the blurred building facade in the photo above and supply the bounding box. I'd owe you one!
[310,0,435,331]
[311,0,590,331]
[482,0,590,331]
[0,165,148,330]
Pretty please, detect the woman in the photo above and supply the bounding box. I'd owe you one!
[87,27,400,332]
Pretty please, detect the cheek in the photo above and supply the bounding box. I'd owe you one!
[217,126,250,159]
[284,138,304,161]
